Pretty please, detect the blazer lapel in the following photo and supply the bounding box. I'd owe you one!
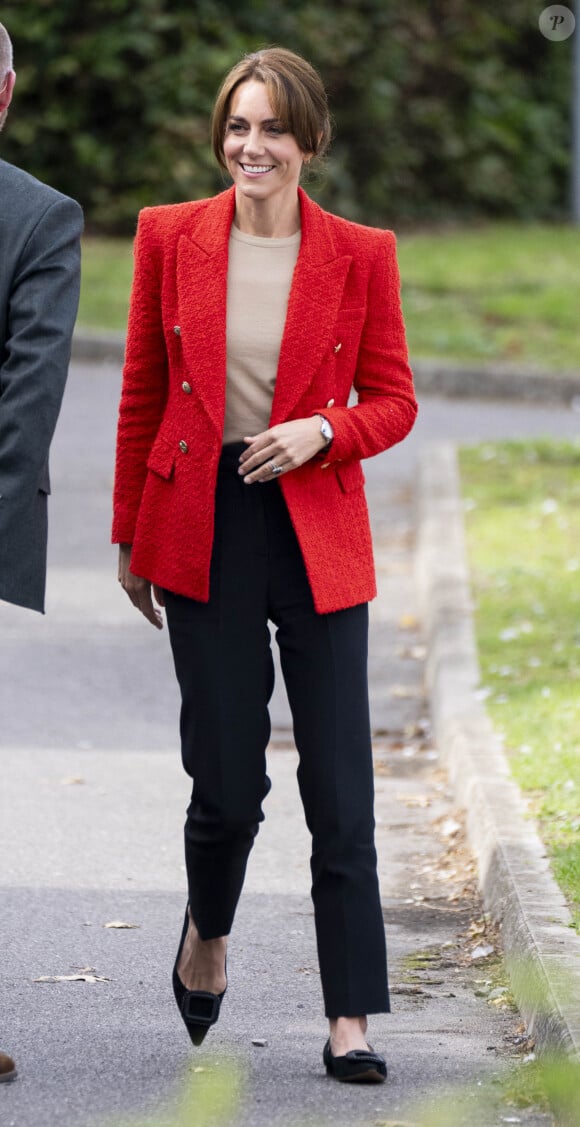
[176,186,352,434]
[176,189,235,435]
[270,188,352,424]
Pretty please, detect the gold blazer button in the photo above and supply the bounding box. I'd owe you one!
[182,381,192,394]
[173,325,181,336]
[178,440,189,454]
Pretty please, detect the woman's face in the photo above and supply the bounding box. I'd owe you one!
[223,79,308,208]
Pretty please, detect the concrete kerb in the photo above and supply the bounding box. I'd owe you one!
[410,358,580,406]
[72,328,126,364]
[71,330,580,405]
[414,441,580,1058]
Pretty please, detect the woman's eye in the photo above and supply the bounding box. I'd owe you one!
[227,122,244,133]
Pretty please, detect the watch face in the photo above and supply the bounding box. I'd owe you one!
[321,419,332,441]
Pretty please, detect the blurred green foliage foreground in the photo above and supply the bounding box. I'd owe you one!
[106,1058,242,1127]
[1,0,572,232]
[102,1048,580,1127]
[79,223,580,372]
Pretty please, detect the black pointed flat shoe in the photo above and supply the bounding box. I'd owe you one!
[172,908,227,1047]
[323,1038,387,1083]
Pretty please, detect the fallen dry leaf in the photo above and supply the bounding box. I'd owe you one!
[396,644,427,661]
[103,921,140,929]
[440,818,462,838]
[390,985,432,998]
[470,944,495,961]
[397,794,432,809]
[435,869,457,882]
[60,776,85,786]
[374,1121,416,1127]
[404,718,431,740]
[397,614,419,631]
[34,970,110,984]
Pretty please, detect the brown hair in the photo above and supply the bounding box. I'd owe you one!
[211,47,332,170]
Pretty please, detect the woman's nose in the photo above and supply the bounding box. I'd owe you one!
[243,128,265,156]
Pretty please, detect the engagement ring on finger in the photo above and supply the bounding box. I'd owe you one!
[270,461,283,476]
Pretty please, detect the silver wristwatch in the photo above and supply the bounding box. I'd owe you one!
[317,415,334,447]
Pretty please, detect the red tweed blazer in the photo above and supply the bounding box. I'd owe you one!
[112,187,417,614]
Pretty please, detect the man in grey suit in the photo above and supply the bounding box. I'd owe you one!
[0,21,82,616]
[0,22,83,1083]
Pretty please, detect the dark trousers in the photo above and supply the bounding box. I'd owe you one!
[164,444,389,1017]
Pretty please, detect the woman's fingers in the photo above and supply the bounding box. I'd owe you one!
[238,438,283,482]
[137,587,164,629]
[118,546,163,629]
[125,577,163,628]
[239,419,324,483]
[238,434,271,470]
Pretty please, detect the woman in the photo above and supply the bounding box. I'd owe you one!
[113,46,417,1083]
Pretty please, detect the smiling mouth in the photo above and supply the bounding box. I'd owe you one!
[240,164,275,175]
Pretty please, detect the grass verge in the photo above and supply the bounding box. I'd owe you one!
[79,224,580,371]
[459,439,580,931]
[397,222,580,371]
[79,237,134,332]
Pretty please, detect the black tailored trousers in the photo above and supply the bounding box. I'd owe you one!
[164,443,390,1017]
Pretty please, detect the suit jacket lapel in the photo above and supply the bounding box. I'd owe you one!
[176,186,352,434]
[177,189,235,435]
[270,188,352,424]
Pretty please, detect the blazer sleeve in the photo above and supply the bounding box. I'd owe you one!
[317,231,417,464]
[112,209,169,544]
[0,195,82,503]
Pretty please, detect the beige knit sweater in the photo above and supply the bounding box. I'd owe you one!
[223,225,300,445]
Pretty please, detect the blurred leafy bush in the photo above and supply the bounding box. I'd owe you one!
[0,0,572,231]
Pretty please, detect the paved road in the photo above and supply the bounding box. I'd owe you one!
[1,362,577,1127]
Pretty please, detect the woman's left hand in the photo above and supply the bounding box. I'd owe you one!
[238,417,327,483]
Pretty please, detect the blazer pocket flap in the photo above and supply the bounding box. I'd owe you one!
[336,306,366,322]
[146,437,176,481]
[335,461,365,493]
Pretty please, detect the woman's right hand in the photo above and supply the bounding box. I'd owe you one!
[118,544,164,630]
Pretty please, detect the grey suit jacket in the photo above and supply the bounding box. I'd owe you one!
[0,158,82,612]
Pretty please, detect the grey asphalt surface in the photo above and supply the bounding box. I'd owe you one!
[1,362,578,1127]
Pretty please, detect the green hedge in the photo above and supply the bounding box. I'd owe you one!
[0,0,572,231]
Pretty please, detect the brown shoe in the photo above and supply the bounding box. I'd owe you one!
[0,1052,17,1082]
